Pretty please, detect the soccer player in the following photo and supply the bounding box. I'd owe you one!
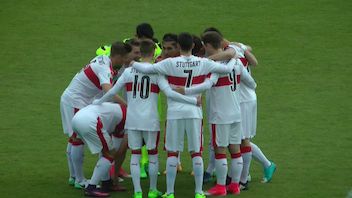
[71,102,126,197]
[60,42,129,188]
[131,32,236,198]
[175,32,256,196]
[93,39,201,198]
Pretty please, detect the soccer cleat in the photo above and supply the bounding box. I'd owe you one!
[240,181,249,191]
[75,179,88,189]
[101,179,127,192]
[195,193,206,198]
[205,184,227,196]
[203,172,212,184]
[262,162,277,183]
[162,193,174,198]
[85,185,110,197]
[133,192,143,198]
[227,183,240,195]
[148,190,163,198]
[68,177,75,186]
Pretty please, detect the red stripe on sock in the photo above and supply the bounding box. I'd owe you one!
[240,146,252,153]
[215,153,227,159]
[148,149,158,155]
[191,153,202,158]
[168,152,178,157]
[231,153,242,159]
[131,150,141,155]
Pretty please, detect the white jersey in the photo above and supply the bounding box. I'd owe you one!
[184,59,256,124]
[229,45,257,102]
[75,102,124,134]
[132,55,235,119]
[61,55,114,108]
[93,63,198,131]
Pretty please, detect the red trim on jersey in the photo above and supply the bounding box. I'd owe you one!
[211,124,217,148]
[239,57,248,67]
[215,153,227,159]
[132,150,142,155]
[214,76,232,87]
[168,152,178,157]
[150,84,160,93]
[96,117,109,152]
[191,152,202,158]
[240,146,252,153]
[231,153,242,159]
[84,65,102,90]
[116,105,127,132]
[125,82,133,91]
[237,75,241,84]
[167,75,207,86]
[125,82,159,93]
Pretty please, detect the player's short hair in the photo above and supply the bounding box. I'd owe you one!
[110,42,132,57]
[178,32,194,51]
[140,39,156,57]
[125,38,140,47]
[192,35,203,55]
[136,23,154,39]
[201,31,223,49]
[203,27,223,37]
[163,33,178,47]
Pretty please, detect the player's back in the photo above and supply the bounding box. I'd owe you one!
[62,55,113,108]
[123,67,161,131]
[207,60,242,124]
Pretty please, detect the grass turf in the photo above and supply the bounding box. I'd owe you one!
[0,0,351,197]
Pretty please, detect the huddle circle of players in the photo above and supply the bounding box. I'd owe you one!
[60,23,277,198]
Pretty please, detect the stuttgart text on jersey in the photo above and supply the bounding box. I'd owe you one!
[176,61,201,68]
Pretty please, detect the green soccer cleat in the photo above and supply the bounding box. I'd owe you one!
[195,193,206,198]
[262,161,277,183]
[148,190,163,198]
[162,193,174,198]
[68,177,75,186]
[133,192,143,198]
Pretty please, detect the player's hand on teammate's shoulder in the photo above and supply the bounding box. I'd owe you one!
[196,96,202,107]
[174,87,185,95]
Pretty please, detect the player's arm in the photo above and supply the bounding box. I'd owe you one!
[175,74,219,95]
[236,43,258,66]
[157,75,200,106]
[207,47,236,61]
[205,58,236,74]
[131,59,170,75]
[239,65,257,89]
[94,72,127,105]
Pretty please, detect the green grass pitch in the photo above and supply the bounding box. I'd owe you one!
[1,0,351,197]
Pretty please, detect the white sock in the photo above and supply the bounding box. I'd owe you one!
[240,146,252,183]
[71,144,85,183]
[89,157,112,185]
[206,147,215,174]
[250,142,271,168]
[148,153,159,190]
[130,153,142,193]
[215,154,227,185]
[192,154,204,194]
[66,142,75,178]
[230,153,243,184]
[166,155,178,194]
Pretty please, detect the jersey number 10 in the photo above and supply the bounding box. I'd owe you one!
[133,75,150,99]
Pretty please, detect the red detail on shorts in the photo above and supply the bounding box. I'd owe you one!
[239,58,248,67]
[104,156,114,163]
[240,146,252,153]
[84,65,102,90]
[96,117,109,152]
[191,153,202,158]
[148,149,158,155]
[231,153,242,159]
[236,75,241,84]
[115,105,127,132]
[167,75,207,86]
[168,152,178,157]
[132,150,142,155]
[214,76,232,87]
[215,154,227,159]
[211,124,217,148]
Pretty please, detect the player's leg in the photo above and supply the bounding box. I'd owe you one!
[227,122,243,195]
[114,134,130,179]
[186,119,205,198]
[205,124,228,196]
[128,130,144,198]
[140,145,149,179]
[70,133,86,189]
[164,119,185,197]
[144,131,163,198]
[60,101,77,185]
[109,133,127,191]
[240,139,252,190]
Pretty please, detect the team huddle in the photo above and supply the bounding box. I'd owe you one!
[60,23,276,198]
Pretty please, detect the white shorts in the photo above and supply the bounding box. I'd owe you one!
[60,100,79,137]
[112,133,125,151]
[240,101,257,139]
[127,130,160,150]
[210,122,242,147]
[72,112,113,154]
[165,119,203,153]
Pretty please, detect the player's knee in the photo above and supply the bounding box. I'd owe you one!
[215,146,226,154]
[241,138,251,146]
[228,144,241,154]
